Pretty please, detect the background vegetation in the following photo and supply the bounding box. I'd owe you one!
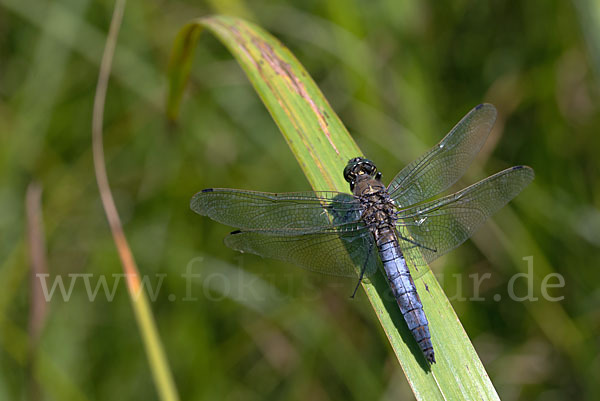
[1,0,599,400]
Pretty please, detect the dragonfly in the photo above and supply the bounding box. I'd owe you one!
[191,103,534,364]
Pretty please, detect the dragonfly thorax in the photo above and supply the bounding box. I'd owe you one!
[354,178,397,232]
[353,176,386,197]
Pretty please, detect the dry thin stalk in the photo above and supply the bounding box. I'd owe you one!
[25,182,48,401]
[91,1,179,400]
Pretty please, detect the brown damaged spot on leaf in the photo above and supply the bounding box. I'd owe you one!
[252,35,339,155]
[218,19,337,187]
[227,23,259,70]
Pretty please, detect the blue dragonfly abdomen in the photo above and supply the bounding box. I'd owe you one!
[378,236,434,363]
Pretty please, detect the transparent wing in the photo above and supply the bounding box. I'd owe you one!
[191,189,361,233]
[395,166,534,264]
[224,226,380,278]
[387,103,497,207]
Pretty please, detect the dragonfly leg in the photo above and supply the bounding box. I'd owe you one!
[351,240,374,298]
[396,233,437,253]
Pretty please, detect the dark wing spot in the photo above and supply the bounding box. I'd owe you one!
[201,188,214,192]
[230,230,242,235]
[475,103,484,110]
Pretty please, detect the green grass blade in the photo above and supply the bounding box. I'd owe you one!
[168,15,500,400]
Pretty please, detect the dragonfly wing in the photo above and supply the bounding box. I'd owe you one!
[395,166,534,264]
[224,227,380,278]
[191,189,361,232]
[388,104,497,207]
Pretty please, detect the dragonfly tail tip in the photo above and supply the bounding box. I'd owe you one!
[424,349,436,364]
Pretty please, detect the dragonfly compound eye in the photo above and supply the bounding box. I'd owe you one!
[362,160,378,176]
[344,158,362,182]
[344,157,379,183]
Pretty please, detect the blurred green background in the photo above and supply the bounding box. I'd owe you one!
[2,0,600,400]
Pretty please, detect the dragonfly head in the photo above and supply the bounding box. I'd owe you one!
[344,157,379,190]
